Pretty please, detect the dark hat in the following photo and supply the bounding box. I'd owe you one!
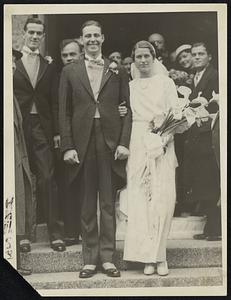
[12,49,22,60]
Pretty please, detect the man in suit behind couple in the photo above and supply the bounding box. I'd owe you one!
[59,20,132,278]
[13,17,66,252]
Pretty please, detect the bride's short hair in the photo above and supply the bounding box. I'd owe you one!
[131,40,156,60]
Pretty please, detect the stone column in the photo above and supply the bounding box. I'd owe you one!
[12,15,31,51]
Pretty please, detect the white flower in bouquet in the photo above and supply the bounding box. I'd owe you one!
[173,106,183,120]
[149,113,166,131]
[174,87,192,121]
[173,95,188,120]
[177,86,192,103]
[184,107,196,127]
[194,105,210,126]
[149,101,197,138]
[211,90,219,101]
[191,92,209,107]
[209,90,219,105]
[194,105,210,118]
[147,91,213,153]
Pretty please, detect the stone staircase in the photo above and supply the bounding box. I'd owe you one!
[21,217,223,291]
[26,267,222,290]
[21,239,222,273]
[35,216,207,243]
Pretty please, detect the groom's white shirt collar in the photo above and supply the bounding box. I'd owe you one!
[22,45,40,56]
[85,53,103,61]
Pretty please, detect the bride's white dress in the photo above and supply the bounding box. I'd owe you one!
[120,74,178,263]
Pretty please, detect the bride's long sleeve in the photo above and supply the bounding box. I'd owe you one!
[164,77,179,110]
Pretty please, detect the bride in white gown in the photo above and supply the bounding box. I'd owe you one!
[120,41,178,276]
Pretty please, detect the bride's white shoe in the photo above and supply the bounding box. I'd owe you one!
[144,263,155,275]
[157,261,169,276]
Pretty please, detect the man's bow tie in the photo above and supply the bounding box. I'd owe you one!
[85,57,104,66]
[22,48,39,56]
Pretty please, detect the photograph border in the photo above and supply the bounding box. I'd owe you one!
[3,3,227,297]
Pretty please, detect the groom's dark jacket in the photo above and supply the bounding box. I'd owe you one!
[59,58,132,189]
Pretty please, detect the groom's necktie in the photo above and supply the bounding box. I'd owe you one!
[21,47,40,113]
[22,48,40,88]
[85,57,104,67]
[85,57,104,118]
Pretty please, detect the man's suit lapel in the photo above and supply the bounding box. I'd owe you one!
[98,59,112,94]
[191,65,213,98]
[16,56,48,89]
[16,59,32,87]
[36,56,48,88]
[13,96,19,128]
[77,58,113,100]
[78,59,95,100]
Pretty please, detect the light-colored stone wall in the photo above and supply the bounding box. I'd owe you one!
[12,15,31,50]
[12,14,45,55]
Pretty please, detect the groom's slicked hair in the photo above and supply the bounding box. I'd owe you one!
[131,40,156,60]
[81,20,103,34]
[24,17,45,32]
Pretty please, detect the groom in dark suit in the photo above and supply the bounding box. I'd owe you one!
[13,17,65,251]
[59,20,132,278]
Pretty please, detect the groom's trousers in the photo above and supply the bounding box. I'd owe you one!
[81,119,117,265]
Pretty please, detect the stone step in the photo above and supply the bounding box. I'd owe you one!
[21,239,222,273]
[24,267,223,290]
[35,216,206,243]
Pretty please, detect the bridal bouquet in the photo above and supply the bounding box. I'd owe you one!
[149,106,194,137]
[144,90,210,159]
[150,86,211,136]
[149,101,210,137]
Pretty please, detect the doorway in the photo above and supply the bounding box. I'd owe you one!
[45,11,218,69]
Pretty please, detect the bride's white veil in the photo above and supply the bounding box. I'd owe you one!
[130,41,169,79]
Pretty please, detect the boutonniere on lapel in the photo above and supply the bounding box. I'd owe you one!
[44,56,53,64]
[105,61,119,75]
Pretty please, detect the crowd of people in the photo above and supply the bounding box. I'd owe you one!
[12,17,221,277]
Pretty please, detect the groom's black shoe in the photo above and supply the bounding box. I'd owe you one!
[102,265,121,277]
[64,237,80,246]
[79,267,97,279]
